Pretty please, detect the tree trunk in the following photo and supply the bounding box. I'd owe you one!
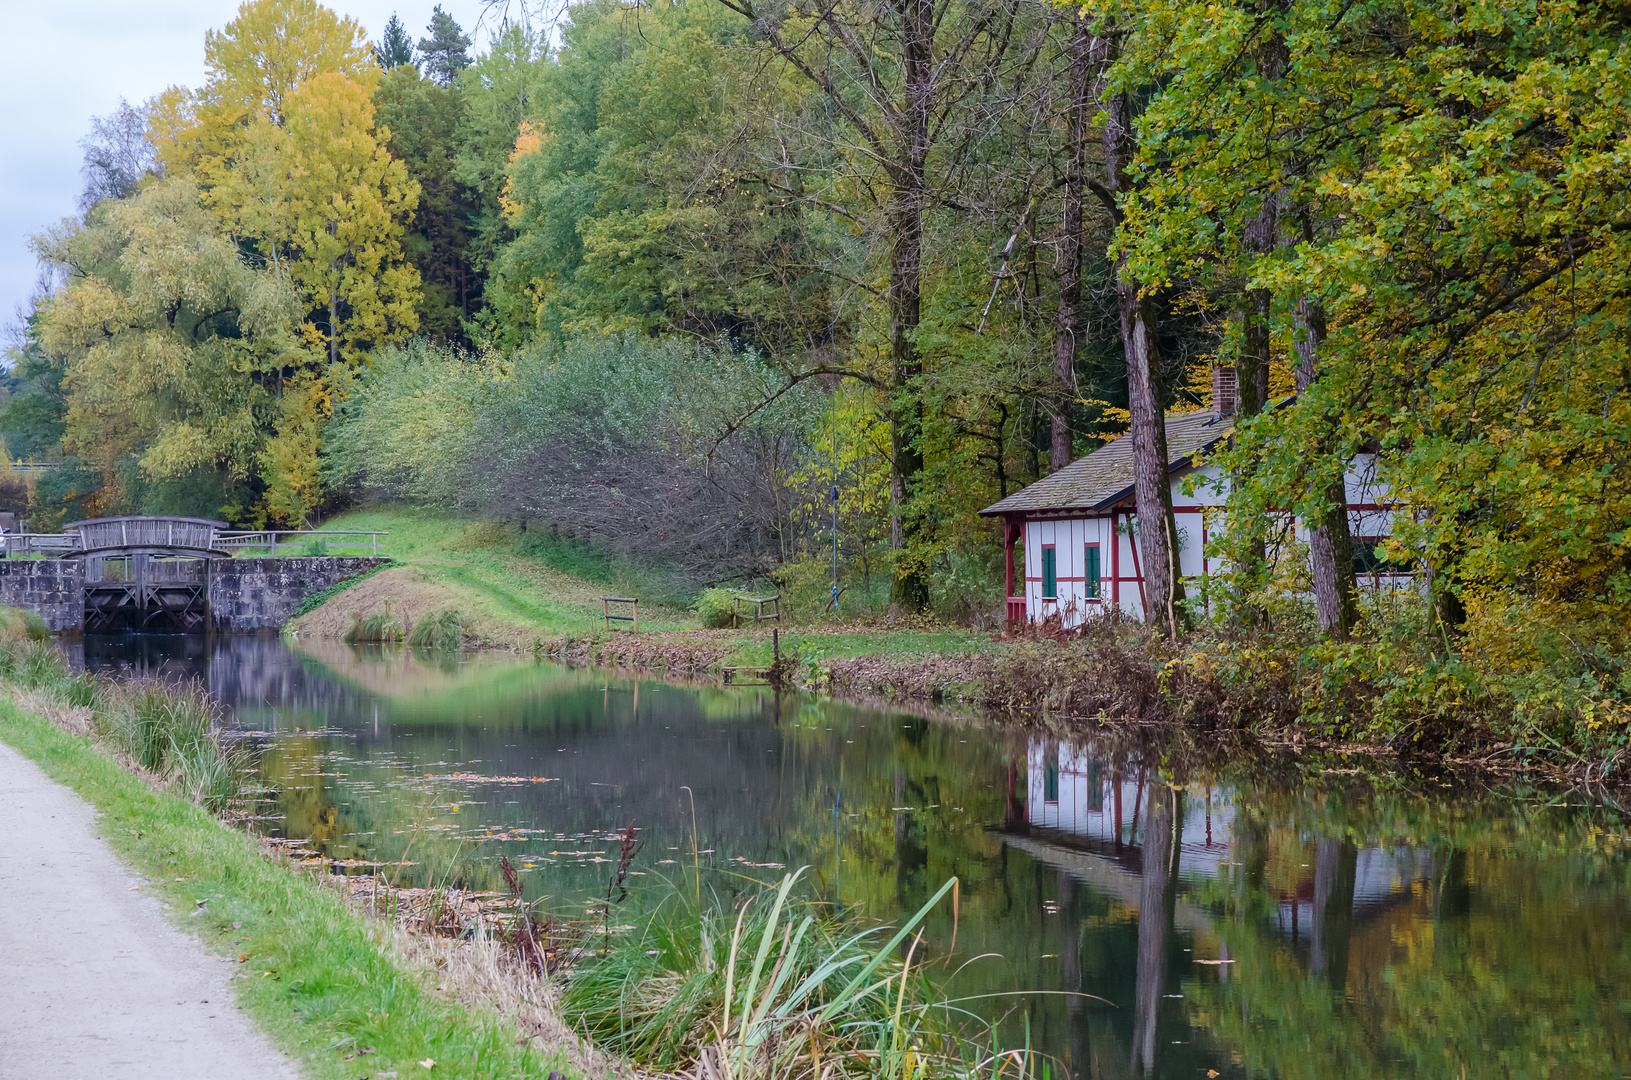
[1237,201,1275,419]
[886,0,933,612]
[1294,291,1362,638]
[1102,74,1187,638]
[1228,27,1288,621]
[329,285,340,365]
[1050,20,1094,472]
[1228,197,1277,620]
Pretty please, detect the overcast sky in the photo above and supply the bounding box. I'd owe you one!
[0,1,495,346]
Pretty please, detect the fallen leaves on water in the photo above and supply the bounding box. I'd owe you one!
[420,772,559,784]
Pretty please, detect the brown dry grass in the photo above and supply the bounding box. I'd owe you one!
[260,842,633,1080]
[387,925,622,1080]
[2,686,94,737]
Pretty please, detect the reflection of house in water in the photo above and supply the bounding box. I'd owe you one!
[1014,739,1437,943]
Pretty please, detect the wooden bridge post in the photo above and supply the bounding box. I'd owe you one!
[134,554,148,624]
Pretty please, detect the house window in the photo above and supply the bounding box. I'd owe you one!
[1352,539,1410,575]
[1084,544,1101,599]
[1041,546,1057,599]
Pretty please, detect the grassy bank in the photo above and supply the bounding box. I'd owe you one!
[291,510,1630,779]
[296,508,1003,668]
[0,628,581,1080]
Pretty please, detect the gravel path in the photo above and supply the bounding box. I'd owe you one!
[0,739,302,1079]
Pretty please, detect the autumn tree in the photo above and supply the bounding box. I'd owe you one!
[30,177,300,519]
[146,0,421,521]
[1117,0,1631,636]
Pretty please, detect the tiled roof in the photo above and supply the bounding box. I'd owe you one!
[979,410,1235,517]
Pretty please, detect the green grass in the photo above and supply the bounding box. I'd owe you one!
[312,507,695,636]
[563,871,999,1080]
[0,688,575,1080]
[306,506,1016,674]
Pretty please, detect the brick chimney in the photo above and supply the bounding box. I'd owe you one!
[1211,366,1237,418]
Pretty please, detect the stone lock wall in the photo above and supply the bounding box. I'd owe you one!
[0,560,84,632]
[207,557,390,632]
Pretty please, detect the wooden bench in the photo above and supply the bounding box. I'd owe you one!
[602,597,639,631]
[732,594,780,628]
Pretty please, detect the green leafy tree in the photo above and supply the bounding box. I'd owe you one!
[1115,0,1631,636]
[30,176,301,520]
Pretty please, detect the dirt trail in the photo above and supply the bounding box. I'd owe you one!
[0,740,302,1080]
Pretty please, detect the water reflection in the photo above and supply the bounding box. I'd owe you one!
[79,634,1631,1080]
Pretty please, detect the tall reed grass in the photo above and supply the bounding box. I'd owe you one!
[561,872,1003,1080]
[0,609,253,813]
[407,607,470,650]
[345,610,406,644]
[95,680,251,811]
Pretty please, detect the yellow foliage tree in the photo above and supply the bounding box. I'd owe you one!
[144,0,419,521]
[281,72,421,364]
[152,0,376,176]
[258,373,332,525]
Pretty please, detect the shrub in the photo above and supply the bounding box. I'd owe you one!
[299,538,330,557]
[693,587,736,629]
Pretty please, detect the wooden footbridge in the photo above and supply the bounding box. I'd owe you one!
[0,517,390,633]
[60,517,226,632]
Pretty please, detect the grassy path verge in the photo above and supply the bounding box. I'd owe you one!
[0,692,578,1080]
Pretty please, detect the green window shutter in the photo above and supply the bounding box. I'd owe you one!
[1042,547,1057,598]
[1085,545,1100,599]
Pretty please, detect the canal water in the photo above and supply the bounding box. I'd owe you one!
[80,634,1631,1080]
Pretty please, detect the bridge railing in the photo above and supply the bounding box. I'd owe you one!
[216,530,389,556]
[1,528,389,559]
[1,534,78,558]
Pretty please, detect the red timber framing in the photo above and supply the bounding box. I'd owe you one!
[1004,517,1025,628]
[1009,501,1233,623]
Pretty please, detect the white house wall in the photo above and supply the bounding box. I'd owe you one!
[1018,456,1407,623]
[1023,515,1136,628]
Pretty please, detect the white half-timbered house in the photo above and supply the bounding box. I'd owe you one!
[980,376,1403,627]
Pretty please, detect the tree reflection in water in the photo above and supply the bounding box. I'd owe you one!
[78,635,1631,1080]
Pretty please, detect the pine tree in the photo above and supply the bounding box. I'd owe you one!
[374,13,414,70]
[418,5,471,87]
